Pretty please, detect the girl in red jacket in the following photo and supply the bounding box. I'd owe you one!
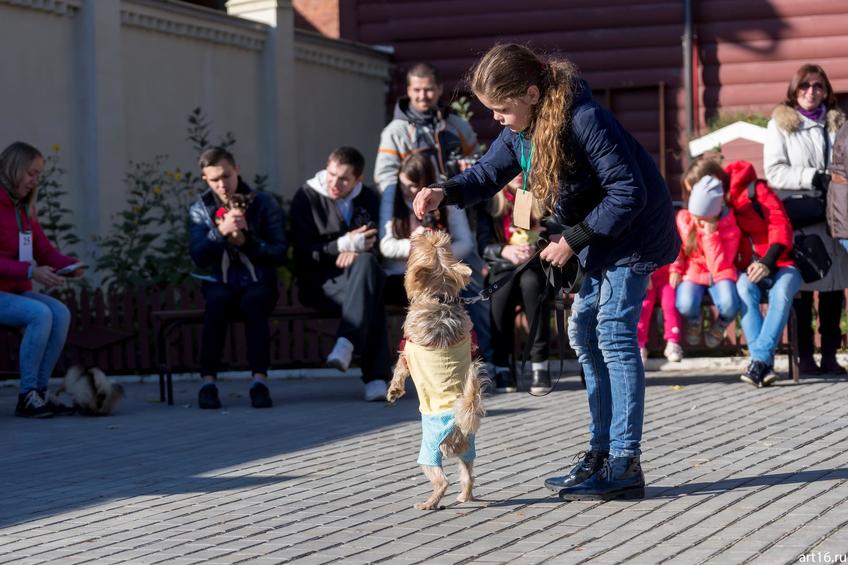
[670,170,741,349]
[684,157,801,387]
[0,142,84,418]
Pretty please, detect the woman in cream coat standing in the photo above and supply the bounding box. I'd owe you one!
[764,63,848,375]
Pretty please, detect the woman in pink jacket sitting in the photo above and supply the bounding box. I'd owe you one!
[0,142,84,418]
[670,175,741,348]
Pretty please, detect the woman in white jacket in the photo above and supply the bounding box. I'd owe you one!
[764,63,848,375]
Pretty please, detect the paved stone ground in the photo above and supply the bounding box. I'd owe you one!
[1,368,847,564]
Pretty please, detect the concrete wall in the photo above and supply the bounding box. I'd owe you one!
[0,0,390,257]
[293,30,392,189]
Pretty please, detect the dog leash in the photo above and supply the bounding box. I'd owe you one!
[522,257,579,396]
[459,238,585,395]
[458,244,546,305]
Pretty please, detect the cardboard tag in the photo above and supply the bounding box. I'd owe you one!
[513,190,533,230]
[19,231,33,263]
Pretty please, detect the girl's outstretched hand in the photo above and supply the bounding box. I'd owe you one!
[412,187,444,219]
[539,234,574,268]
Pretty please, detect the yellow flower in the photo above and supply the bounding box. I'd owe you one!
[173,170,183,181]
[152,186,161,194]
[51,144,61,153]
[163,170,172,179]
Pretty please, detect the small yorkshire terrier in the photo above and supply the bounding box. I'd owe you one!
[387,231,487,510]
[214,193,258,284]
[57,365,124,416]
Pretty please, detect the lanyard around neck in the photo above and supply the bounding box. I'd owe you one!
[3,186,27,232]
[519,133,533,193]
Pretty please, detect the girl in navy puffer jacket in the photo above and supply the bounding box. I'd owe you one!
[413,43,678,501]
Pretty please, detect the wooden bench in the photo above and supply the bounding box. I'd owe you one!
[152,304,406,405]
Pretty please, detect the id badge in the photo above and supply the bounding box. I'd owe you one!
[19,231,33,263]
[512,190,533,230]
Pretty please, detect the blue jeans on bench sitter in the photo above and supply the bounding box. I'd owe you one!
[0,291,70,393]
[737,267,802,367]
[676,279,739,324]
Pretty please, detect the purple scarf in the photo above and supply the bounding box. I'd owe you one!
[798,104,826,122]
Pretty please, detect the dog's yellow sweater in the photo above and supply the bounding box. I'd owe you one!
[404,337,471,415]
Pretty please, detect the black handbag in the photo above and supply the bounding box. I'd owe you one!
[793,232,832,283]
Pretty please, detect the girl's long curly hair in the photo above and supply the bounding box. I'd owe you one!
[469,44,578,212]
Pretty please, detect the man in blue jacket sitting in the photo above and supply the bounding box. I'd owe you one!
[189,146,287,410]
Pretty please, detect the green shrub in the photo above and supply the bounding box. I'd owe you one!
[37,145,80,251]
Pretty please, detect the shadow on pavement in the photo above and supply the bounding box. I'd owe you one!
[0,377,421,528]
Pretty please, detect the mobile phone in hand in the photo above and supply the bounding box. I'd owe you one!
[55,262,86,276]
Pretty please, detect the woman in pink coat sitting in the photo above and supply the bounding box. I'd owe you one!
[0,142,84,418]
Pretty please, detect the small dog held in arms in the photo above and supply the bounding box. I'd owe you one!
[213,193,258,284]
[57,366,124,416]
[387,230,487,510]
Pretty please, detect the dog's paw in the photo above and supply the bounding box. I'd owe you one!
[386,387,403,403]
[456,493,475,503]
[414,501,444,511]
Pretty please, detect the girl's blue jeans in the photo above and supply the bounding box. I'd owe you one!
[676,279,739,323]
[736,267,802,366]
[0,291,70,393]
[567,265,650,458]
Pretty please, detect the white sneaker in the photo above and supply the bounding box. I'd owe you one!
[326,337,354,372]
[364,380,388,401]
[664,341,684,362]
[640,347,649,364]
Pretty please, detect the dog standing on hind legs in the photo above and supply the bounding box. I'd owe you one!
[386,231,487,510]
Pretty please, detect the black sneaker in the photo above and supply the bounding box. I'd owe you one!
[530,369,552,394]
[15,390,53,418]
[249,381,273,408]
[198,383,222,409]
[740,360,768,388]
[494,368,517,393]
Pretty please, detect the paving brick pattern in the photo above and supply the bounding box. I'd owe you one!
[1,370,847,564]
